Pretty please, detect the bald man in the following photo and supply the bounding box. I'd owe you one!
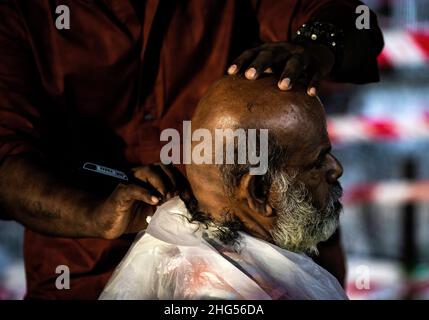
[99,76,347,300]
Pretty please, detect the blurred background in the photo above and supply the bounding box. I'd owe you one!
[1,0,429,300]
[324,0,429,300]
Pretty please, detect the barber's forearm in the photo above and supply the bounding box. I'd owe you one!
[335,27,378,77]
[0,154,100,237]
[312,3,384,81]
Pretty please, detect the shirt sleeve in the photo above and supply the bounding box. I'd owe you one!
[0,2,43,164]
[254,0,384,83]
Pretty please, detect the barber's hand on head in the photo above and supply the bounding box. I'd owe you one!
[227,42,335,96]
[93,163,188,239]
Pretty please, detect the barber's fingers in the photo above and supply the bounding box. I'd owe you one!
[307,71,322,97]
[157,163,191,197]
[124,201,155,234]
[114,183,160,207]
[243,50,275,80]
[278,53,310,91]
[97,184,158,239]
[132,164,175,200]
[156,164,177,190]
[227,48,259,75]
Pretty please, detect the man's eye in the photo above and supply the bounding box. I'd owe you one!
[314,162,323,169]
[313,157,325,169]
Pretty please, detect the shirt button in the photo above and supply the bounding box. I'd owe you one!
[144,113,155,120]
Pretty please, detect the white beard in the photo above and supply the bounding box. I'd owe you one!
[269,171,343,254]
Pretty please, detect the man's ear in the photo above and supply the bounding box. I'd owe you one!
[237,173,274,217]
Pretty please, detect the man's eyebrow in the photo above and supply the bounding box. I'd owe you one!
[309,145,332,166]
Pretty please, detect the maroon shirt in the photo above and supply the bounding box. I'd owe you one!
[0,0,382,299]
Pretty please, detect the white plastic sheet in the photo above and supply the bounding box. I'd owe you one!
[99,197,347,300]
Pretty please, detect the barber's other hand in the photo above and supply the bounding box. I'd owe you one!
[92,164,188,239]
[227,42,335,96]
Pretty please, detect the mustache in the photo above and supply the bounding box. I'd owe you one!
[331,181,343,201]
[328,181,343,214]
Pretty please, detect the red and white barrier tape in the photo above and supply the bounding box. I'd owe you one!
[378,29,429,68]
[327,113,429,144]
[343,180,429,205]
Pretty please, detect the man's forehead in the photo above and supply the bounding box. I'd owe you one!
[266,106,329,165]
[264,98,326,132]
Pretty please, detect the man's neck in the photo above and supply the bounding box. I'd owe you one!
[180,191,243,246]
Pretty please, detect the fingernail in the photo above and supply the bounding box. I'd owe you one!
[308,87,317,96]
[279,78,291,90]
[245,68,257,80]
[264,67,273,74]
[151,196,159,204]
[228,64,237,75]
[265,204,272,215]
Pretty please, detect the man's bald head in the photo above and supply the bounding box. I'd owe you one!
[187,75,329,195]
[191,75,326,143]
[183,75,343,253]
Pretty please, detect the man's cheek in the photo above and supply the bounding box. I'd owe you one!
[301,173,326,204]
[311,184,329,210]
[301,169,324,186]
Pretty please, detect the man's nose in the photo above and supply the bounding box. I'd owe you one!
[326,154,343,184]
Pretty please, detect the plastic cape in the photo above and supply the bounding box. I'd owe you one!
[99,197,348,300]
